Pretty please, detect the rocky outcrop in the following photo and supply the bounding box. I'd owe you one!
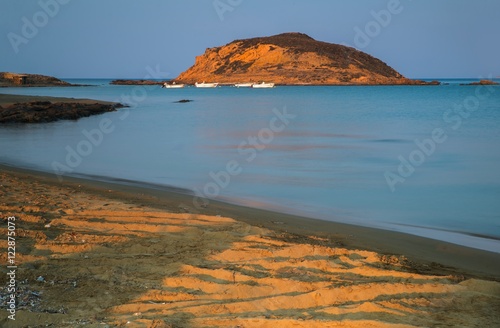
[0,101,124,124]
[175,32,431,85]
[461,79,499,86]
[110,79,164,85]
[0,72,73,87]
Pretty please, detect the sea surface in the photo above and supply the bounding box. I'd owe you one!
[1,78,500,252]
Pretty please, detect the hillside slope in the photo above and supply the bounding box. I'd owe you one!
[175,33,419,85]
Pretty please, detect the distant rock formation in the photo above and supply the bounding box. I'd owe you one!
[461,79,499,86]
[0,72,73,87]
[175,32,433,85]
[110,80,163,85]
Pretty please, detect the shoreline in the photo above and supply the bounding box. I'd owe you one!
[216,194,500,254]
[1,164,500,326]
[2,163,499,280]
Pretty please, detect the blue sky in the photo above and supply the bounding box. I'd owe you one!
[1,0,499,79]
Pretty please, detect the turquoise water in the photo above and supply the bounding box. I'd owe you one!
[1,79,500,252]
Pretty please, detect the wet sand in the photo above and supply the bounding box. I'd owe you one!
[0,164,499,327]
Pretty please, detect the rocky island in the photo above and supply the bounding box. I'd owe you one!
[461,79,499,86]
[174,32,436,85]
[110,79,163,86]
[0,72,75,87]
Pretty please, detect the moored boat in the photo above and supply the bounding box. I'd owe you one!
[162,82,185,88]
[195,82,219,88]
[252,82,275,88]
[234,83,253,88]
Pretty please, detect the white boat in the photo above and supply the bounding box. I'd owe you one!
[195,82,219,88]
[234,83,253,88]
[252,82,275,88]
[162,82,185,88]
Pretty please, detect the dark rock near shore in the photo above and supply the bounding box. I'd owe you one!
[174,99,193,103]
[0,101,125,124]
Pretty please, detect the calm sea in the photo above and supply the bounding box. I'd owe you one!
[1,79,500,252]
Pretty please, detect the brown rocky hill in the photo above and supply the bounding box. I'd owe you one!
[175,33,422,85]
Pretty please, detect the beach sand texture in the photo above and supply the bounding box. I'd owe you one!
[0,169,499,327]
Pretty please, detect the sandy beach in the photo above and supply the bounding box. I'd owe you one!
[0,165,498,327]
